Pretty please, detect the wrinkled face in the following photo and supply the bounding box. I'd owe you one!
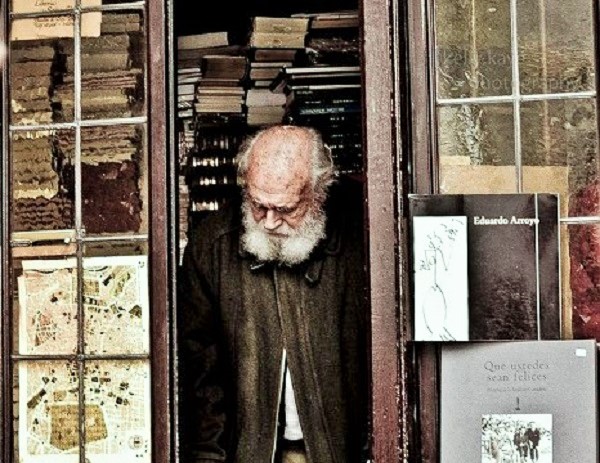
[245,175,312,233]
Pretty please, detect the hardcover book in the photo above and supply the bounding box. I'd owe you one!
[408,193,560,341]
[440,340,598,463]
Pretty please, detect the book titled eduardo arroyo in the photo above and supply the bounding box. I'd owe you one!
[408,193,560,341]
[440,340,598,463]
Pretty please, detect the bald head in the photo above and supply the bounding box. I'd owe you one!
[246,126,312,194]
[236,125,335,203]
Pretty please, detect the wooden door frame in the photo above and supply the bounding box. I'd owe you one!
[361,0,407,461]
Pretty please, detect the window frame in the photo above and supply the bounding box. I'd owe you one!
[403,0,600,461]
[0,1,173,462]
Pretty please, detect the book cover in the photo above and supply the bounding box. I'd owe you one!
[177,31,229,50]
[408,193,560,341]
[440,340,598,463]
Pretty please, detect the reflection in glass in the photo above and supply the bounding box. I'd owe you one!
[518,0,595,95]
[435,0,512,99]
[11,130,75,231]
[83,255,149,355]
[521,99,598,216]
[80,11,145,119]
[566,223,600,341]
[76,125,147,235]
[438,104,516,193]
[84,361,151,462]
[14,361,79,461]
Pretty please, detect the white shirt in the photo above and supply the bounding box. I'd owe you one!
[283,367,304,440]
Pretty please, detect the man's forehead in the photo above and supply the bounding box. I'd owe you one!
[247,176,308,202]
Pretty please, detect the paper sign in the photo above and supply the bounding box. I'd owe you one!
[10,0,101,40]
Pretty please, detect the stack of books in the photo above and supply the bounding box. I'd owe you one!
[245,88,286,127]
[248,16,309,49]
[195,55,247,115]
[294,10,360,66]
[271,65,362,174]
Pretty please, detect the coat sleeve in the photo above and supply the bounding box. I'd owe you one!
[177,225,229,463]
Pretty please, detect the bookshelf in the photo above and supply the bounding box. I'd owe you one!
[174,0,362,256]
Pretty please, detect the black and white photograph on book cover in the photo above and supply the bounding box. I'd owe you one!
[482,414,552,463]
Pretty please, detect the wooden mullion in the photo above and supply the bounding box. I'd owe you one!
[147,0,173,462]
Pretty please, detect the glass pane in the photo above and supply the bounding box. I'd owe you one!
[435,0,512,99]
[83,253,149,355]
[14,361,80,462]
[80,124,147,235]
[9,38,69,125]
[13,257,78,355]
[83,240,148,258]
[565,223,600,341]
[80,11,145,119]
[438,104,516,193]
[518,0,595,95]
[84,360,151,461]
[521,99,599,217]
[12,130,75,232]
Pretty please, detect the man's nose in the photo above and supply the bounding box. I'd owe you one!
[263,209,282,231]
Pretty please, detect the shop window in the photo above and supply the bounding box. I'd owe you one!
[1,1,169,462]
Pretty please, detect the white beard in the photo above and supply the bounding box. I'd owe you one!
[241,200,327,266]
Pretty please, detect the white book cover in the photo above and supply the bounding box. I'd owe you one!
[441,340,598,463]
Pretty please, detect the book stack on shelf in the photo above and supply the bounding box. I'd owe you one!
[53,13,144,121]
[10,40,55,125]
[248,48,298,88]
[177,31,241,69]
[248,16,309,50]
[294,10,360,66]
[245,17,310,128]
[10,40,73,232]
[245,87,286,127]
[52,12,145,235]
[195,54,247,115]
[270,65,362,175]
[177,31,239,252]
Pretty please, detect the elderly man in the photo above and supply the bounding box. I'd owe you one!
[178,125,369,463]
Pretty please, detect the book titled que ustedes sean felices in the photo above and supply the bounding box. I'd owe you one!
[440,340,598,463]
[408,193,560,341]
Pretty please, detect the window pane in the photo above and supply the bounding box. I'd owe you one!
[518,0,595,95]
[521,99,598,217]
[76,124,147,235]
[14,257,78,355]
[9,38,71,125]
[565,223,600,340]
[80,11,145,120]
[83,254,149,355]
[11,130,75,232]
[435,0,512,99]
[84,360,151,461]
[14,361,80,462]
[438,104,516,193]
